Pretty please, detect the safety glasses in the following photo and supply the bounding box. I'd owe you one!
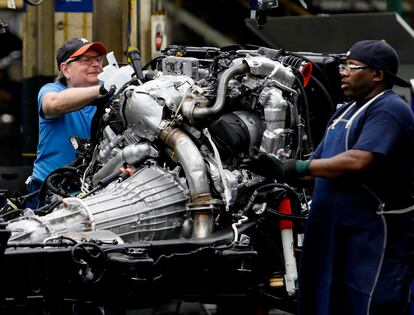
[339,64,372,74]
[64,55,104,66]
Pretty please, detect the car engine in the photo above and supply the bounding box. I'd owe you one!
[0,45,344,313]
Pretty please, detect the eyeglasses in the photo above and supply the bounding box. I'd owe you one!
[65,55,104,66]
[339,64,371,73]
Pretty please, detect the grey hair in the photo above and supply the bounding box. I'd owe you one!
[56,70,68,85]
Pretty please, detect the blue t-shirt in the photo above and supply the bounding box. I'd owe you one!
[32,81,97,182]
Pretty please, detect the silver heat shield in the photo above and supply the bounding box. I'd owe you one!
[124,75,194,141]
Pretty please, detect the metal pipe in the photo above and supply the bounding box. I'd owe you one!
[191,211,215,239]
[159,127,215,238]
[183,63,249,121]
[159,128,211,199]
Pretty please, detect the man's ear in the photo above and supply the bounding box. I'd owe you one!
[373,69,385,83]
[60,63,70,79]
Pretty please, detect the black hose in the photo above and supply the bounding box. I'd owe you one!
[142,55,163,70]
[127,48,144,81]
[309,75,336,113]
[293,74,314,154]
[287,100,303,159]
[19,159,82,204]
[243,182,303,216]
[34,199,63,215]
[0,209,23,220]
[37,166,78,206]
[267,207,307,221]
[46,173,73,197]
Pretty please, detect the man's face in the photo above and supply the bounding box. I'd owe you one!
[61,50,103,87]
[340,59,377,99]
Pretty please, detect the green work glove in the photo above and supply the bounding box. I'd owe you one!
[283,159,311,182]
[242,149,284,180]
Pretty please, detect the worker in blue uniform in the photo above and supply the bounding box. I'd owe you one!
[249,39,414,314]
[293,40,414,315]
[26,38,113,209]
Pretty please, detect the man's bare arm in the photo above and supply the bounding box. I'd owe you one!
[309,149,375,178]
[42,85,100,119]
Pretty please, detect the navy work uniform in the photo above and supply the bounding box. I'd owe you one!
[298,90,414,315]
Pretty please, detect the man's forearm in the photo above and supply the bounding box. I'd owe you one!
[43,85,100,118]
[309,149,375,178]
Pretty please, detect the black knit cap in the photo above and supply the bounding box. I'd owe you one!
[56,37,107,70]
[347,40,410,87]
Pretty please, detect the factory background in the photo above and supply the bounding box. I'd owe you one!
[0,0,413,191]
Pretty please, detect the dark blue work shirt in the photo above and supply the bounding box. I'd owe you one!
[298,90,414,315]
[312,90,414,213]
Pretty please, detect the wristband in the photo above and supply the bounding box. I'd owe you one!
[296,160,311,175]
